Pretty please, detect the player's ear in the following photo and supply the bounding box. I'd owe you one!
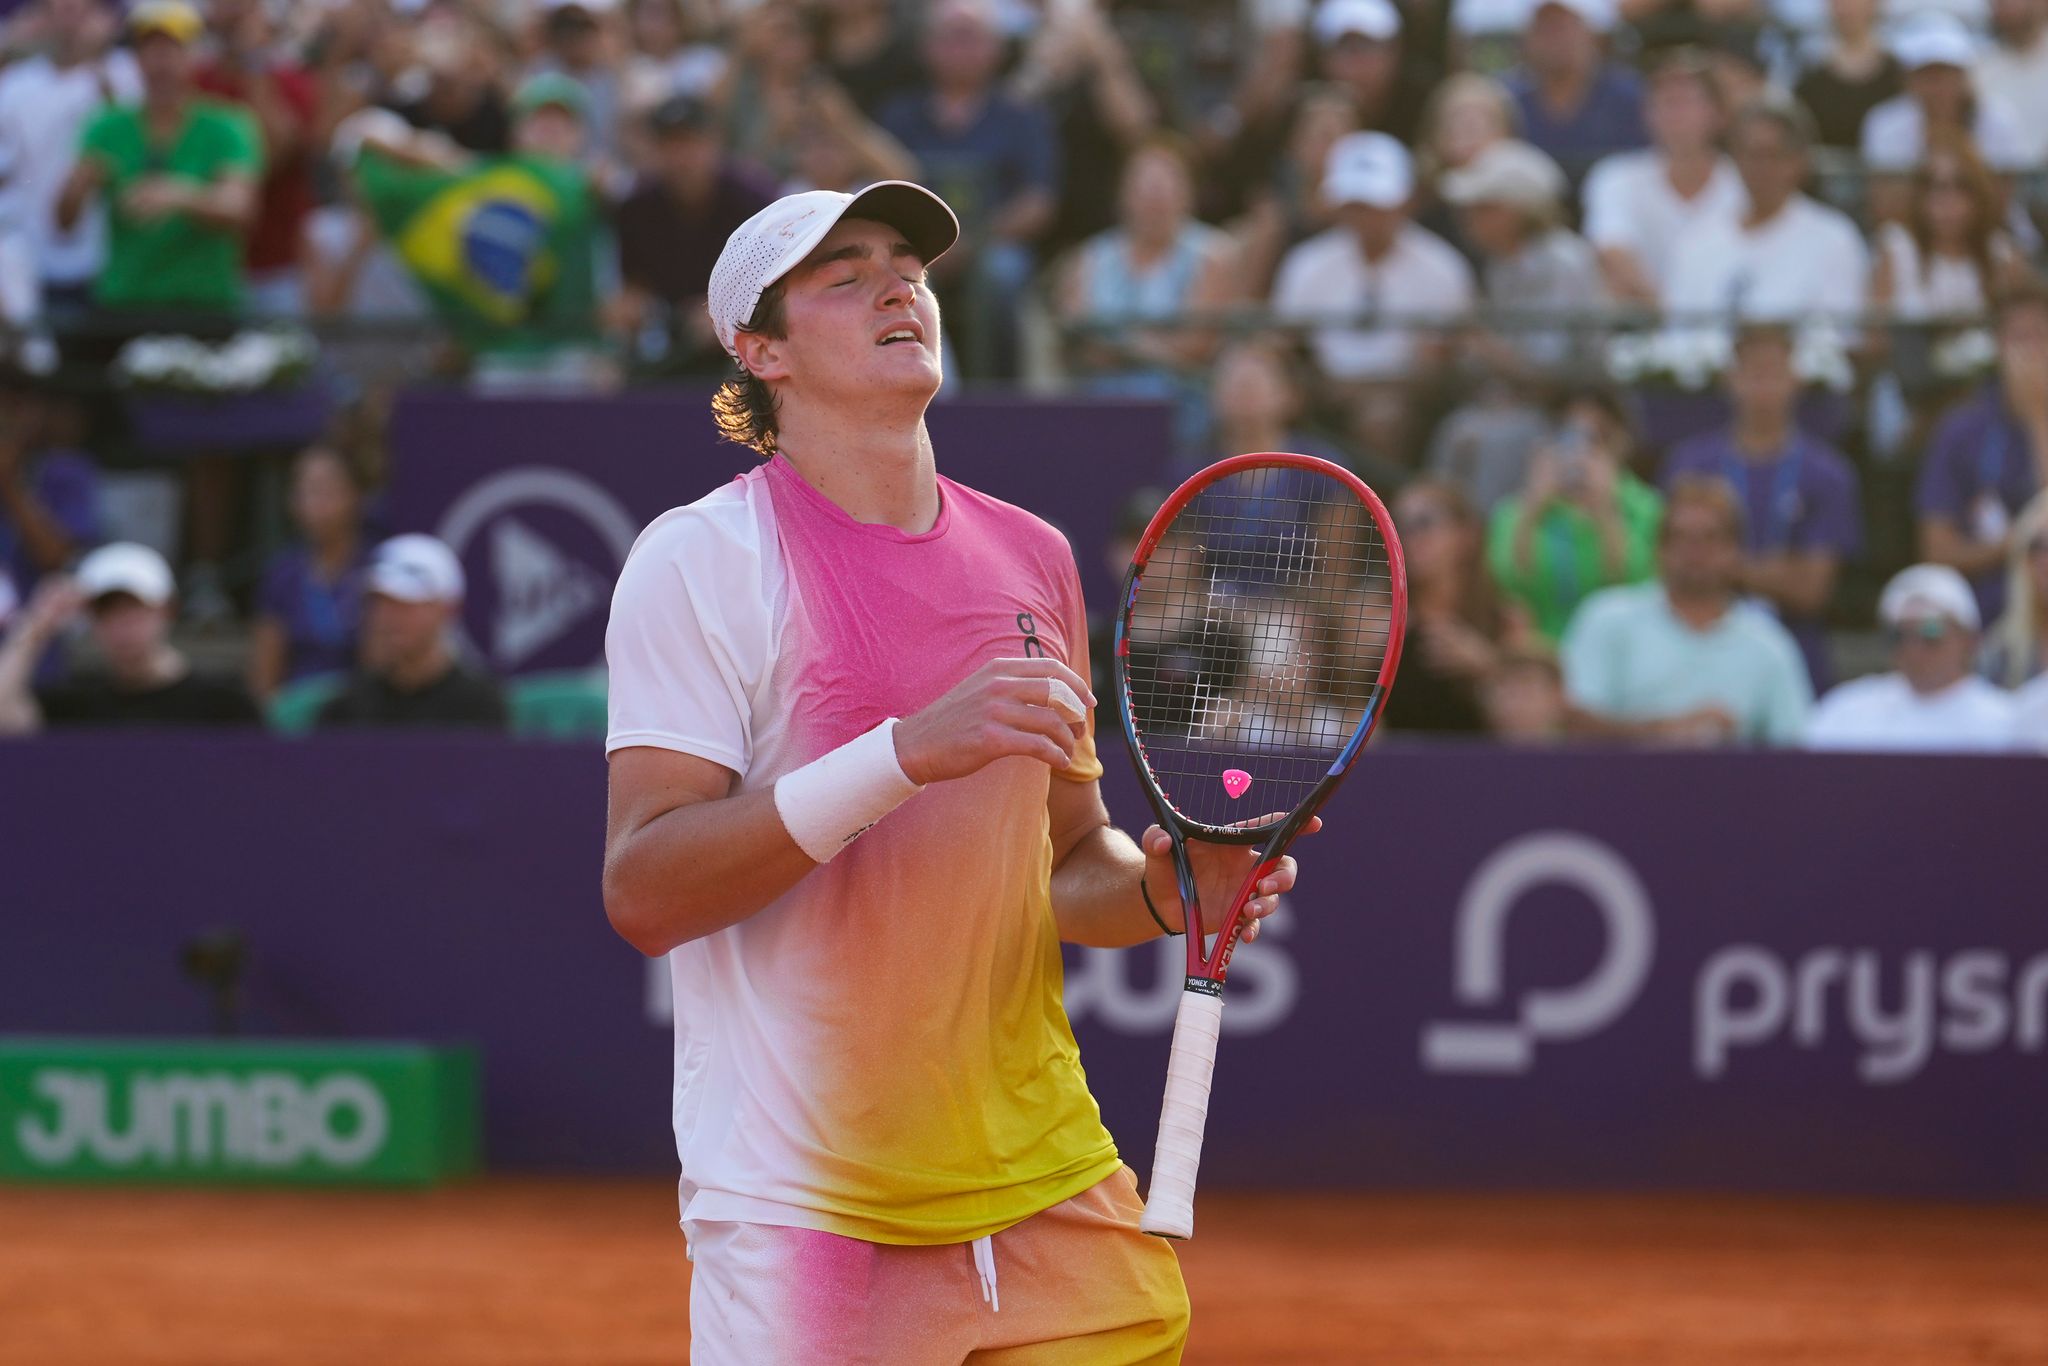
[733,328,790,385]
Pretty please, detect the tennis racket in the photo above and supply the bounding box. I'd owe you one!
[1111,452,1406,1239]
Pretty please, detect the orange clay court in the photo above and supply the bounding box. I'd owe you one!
[5,1181,2046,1364]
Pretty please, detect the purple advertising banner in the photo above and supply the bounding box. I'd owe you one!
[6,735,2045,1199]
[385,392,1173,677]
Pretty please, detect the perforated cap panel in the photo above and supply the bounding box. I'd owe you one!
[705,182,961,357]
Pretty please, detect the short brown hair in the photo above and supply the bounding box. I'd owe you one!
[710,278,789,457]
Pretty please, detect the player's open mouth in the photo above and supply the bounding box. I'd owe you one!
[875,324,924,348]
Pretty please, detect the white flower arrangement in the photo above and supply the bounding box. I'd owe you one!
[1928,326,1997,383]
[113,328,318,395]
[1605,323,1856,394]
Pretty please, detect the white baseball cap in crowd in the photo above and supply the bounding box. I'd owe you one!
[367,534,466,605]
[706,182,961,358]
[1891,11,1977,71]
[1879,563,1980,632]
[1531,0,1617,33]
[1323,131,1414,209]
[1439,139,1568,210]
[1315,0,1401,44]
[75,542,176,607]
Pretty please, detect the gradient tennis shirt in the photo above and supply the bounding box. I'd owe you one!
[604,454,1119,1245]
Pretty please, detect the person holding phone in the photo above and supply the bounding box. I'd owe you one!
[1487,383,1662,642]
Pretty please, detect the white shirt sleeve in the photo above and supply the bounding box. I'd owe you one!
[1270,239,1318,319]
[1815,212,1872,317]
[1803,680,1871,749]
[1580,155,1635,250]
[604,496,777,772]
[1860,99,1918,171]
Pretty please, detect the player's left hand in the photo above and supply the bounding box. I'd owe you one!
[1139,817,1320,944]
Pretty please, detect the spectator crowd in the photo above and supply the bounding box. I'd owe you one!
[0,0,2047,751]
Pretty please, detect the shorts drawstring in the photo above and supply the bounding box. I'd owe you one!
[970,1234,1000,1312]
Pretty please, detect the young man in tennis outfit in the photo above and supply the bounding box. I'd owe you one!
[602,181,1306,1363]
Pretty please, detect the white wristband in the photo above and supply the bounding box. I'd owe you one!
[772,718,924,864]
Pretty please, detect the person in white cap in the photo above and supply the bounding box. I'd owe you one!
[601,180,1305,1360]
[0,542,258,733]
[1271,130,1474,445]
[1440,137,1607,373]
[1212,0,1431,230]
[315,533,505,729]
[1807,563,2020,751]
[1862,11,2028,173]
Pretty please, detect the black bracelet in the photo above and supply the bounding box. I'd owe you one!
[1140,873,1183,937]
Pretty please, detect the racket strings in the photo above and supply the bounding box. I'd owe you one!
[1122,465,1396,832]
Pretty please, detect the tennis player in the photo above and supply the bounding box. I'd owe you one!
[602,180,1310,1364]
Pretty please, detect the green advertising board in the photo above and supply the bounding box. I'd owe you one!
[0,1039,478,1186]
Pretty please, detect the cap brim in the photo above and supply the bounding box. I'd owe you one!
[839,181,961,272]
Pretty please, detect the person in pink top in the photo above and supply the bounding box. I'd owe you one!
[601,180,1310,1363]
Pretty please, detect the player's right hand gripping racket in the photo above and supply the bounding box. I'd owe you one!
[1112,453,1406,1239]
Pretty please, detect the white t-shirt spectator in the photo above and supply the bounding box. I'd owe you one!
[1875,220,2012,319]
[2014,672,2048,750]
[1860,92,2032,171]
[1581,151,1745,296]
[0,50,142,288]
[1271,222,1476,381]
[1662,193,1870,329]
[1975,31,2048,166]
[1806,672,2017,751]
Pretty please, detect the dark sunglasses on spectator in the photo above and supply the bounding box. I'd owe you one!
[1888,617,1953,645]
[1401,509,1447,533]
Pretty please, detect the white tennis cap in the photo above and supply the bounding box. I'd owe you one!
[1440,139,1567,209]
[76,542,175,606]
[706,181,960,358]
[1323,131,1413,209]
[1315,0,1401,44]
[1892,12,1976,71]
[367,534,465,605]
[1880,563,1980,631]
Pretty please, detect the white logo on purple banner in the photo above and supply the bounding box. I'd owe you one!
[1420,832,1656,1075]
[436,467,641,671]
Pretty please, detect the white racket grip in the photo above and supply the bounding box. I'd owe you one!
[1140,984,1224,1240]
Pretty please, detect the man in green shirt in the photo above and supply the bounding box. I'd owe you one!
[55,0,260,316]
[1488,385,1663,642]
[1561,477,1813,746]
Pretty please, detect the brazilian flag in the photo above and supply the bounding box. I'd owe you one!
[354,149,604,356]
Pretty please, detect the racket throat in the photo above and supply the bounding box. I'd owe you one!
[1181,976,1223,998]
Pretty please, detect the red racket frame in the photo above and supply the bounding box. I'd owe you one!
[1112,452,1407,986]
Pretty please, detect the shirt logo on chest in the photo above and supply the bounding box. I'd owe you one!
[1016,611,1046,659]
